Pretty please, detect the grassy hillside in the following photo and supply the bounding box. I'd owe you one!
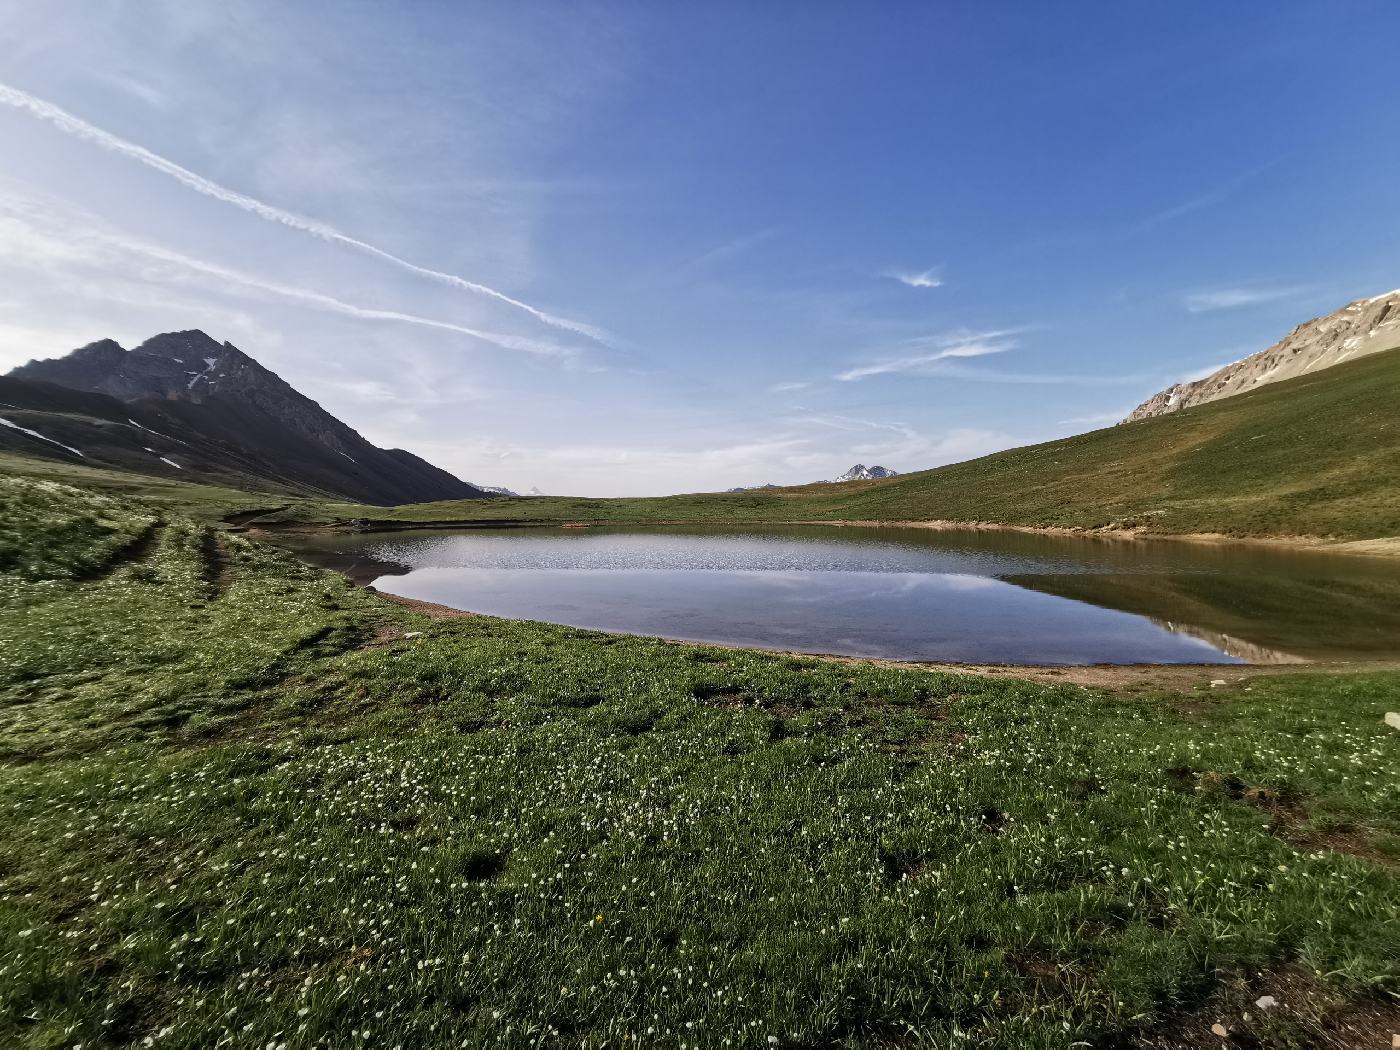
[345,345,1400,540]
[1,475,1397,1046]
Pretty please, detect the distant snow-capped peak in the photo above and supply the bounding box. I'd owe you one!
[831,463,898,482]
[475,485,549,497]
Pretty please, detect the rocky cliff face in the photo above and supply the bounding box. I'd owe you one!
[6,330,489,506]
[1125,289,1400,422]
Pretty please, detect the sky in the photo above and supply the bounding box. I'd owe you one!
[1,2,1398,496]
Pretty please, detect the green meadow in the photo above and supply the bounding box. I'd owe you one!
[1,475,1396,1047]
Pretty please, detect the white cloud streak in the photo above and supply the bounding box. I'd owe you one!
[1057,409,1129,427]
[788,414,919,441]
[920,363,1144,386]
[0,79,608,342]
[682,229,778,273]
[1176,361,1231,384]
[886,268,943,289]
[1182,286,1305,312]
[0,198,581,359]
[836,329,1016,381]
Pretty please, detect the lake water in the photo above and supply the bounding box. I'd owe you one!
[281,525,1400,665]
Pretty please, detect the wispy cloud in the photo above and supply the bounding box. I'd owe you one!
[126,241,580,359]
[1182,285,1306,313]
[681,229,778,273]
[1058,409,1129,427]
[885,267,943,289]
[1176,361,1231,383]
[921,363,1145,386]
[308,376,487,407]
[788,414,919,441]
[0,79,608,342]
[769,380,810,394]
[1129,158,1281,235]
[836,328,1018,382]
[0,196,583,360]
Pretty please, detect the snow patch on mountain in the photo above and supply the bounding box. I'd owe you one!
[0,415,84,457]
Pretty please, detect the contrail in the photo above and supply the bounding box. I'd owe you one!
[116,234,582,359]
[0,80,608,343]
[0,190,580,358]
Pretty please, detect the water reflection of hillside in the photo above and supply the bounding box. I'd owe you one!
[291,549,413,587]
[1147,621,1303,664]
[1005,572,1400,662]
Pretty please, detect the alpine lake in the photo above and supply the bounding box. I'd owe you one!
[280,524,1400,665]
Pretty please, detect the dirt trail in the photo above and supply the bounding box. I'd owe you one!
[372,591,476,620]
[201,530,235,597]
[80,521,166,582]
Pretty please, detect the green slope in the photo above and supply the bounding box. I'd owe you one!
[349,344,1400,540]
[0,450,331,524]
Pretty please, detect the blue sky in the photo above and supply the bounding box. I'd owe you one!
[1,2,1397,495]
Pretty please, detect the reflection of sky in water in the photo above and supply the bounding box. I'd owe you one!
[374,566,1238,666]
[366,531,1105,576]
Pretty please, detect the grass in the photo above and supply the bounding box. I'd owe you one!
[1,475,1397,1047]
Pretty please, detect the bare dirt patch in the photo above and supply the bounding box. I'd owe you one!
[222,505,290,529]
[351,593,476,651]
[1137,966,1400,1048]
[1166,767,1396,869]
[201,530,235,597]
[1265,807,1398,870]
[372,591,477,620]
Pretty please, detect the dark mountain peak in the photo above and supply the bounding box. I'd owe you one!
[135,330,234,361]
[77,337,125,352]
[14,330,290,406]
[4,330,488,505]
[67,338,127,362]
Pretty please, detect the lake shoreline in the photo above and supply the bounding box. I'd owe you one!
[247,516,1400,559]
[355,583,1400,680]
[653,640,1400,688]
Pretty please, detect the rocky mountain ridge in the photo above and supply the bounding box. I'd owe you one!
[727,464,899,492]
[3,330,488,505]
[831,464,898,482]
[1126,288,1400,422]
